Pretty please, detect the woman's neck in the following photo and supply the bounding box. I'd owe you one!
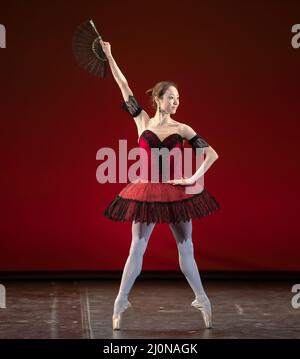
[153,109,171,126]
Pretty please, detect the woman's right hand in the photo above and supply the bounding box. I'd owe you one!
[100,39,112,57]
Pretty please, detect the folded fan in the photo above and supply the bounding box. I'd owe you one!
[72,19,108,77]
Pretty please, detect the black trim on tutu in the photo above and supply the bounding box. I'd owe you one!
[104,189,220,224]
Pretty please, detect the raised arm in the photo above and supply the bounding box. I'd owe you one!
[99,40,149,133]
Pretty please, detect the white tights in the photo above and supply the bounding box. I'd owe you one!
[114,220,209,315]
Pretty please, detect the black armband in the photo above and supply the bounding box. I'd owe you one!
[120,95,143,118]
[188,134,209,152]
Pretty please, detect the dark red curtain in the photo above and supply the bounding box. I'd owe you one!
[0,0,299,271]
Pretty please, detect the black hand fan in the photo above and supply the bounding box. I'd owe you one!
[72,19,108,78]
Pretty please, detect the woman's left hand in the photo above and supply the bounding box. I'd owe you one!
[167,177,196,186]
[99,39,112,57]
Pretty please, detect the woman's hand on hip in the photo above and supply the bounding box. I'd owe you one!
[167,177,196,186]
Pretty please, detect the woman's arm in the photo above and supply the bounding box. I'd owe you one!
[188,151,218,184]
[100,40,133,100]
[182,124,219,159]
[168,124,219,186]
[100,40,149,132]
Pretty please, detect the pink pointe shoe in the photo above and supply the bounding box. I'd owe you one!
[191,296,213,329]
[112,299,132,330]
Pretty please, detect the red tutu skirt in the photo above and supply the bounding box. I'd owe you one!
[104,180,220,224]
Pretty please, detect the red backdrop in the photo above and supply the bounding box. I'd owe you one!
[0,0,299,272]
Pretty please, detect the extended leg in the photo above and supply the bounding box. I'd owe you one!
[169,220,212,328]
[169,220,208,299]
[113,220,155,316]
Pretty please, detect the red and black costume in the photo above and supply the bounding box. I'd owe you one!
[104,96,220,224]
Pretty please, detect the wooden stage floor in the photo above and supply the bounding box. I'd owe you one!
[0,279,299,339]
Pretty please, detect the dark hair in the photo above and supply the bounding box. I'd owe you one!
[145,81,178,109]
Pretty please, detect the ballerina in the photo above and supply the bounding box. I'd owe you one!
[99,39,220,330]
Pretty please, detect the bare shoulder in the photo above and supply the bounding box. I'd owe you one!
[177,122,218,157]
[173,121,197,140]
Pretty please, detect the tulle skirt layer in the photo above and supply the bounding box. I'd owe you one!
[104,182,220,224]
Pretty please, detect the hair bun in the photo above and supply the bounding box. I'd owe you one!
[145,87,153,95]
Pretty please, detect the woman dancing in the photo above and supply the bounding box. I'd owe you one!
[100,39,220,331]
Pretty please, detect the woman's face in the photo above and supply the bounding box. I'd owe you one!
[157,86,180,114]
